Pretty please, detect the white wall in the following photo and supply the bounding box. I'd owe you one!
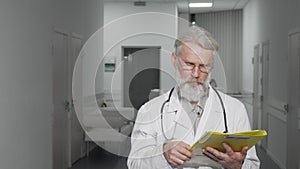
[53,0,103,42]
[178,13,190,36]
[101,2,178,106]
[0,0,104,168]
[242,2,258,93]
[243,0,300,168]
[0,0,52,169]
[243,0,291,99]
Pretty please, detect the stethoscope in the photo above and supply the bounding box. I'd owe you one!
[160,86,228,140]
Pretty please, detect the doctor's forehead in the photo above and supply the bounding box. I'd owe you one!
[179,43,214,62]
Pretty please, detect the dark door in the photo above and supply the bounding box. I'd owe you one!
[123,47,160,110]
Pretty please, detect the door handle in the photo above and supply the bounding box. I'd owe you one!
[284,104,289,114]
[64,101,70,112]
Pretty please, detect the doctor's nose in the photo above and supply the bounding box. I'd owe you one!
[191,67,209,81]
[191,66,201,78]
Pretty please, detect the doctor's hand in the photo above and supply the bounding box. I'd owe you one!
[202,143,248,169]
[163,141,193,167]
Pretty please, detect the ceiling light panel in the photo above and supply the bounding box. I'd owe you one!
[189,2,213,7]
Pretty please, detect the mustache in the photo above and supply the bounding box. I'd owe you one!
[184,78,206,84]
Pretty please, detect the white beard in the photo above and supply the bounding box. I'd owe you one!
[178,75,210,103]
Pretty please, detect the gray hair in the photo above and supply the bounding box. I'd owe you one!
[174,26,219,56]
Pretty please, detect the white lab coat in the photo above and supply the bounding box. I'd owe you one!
[127,86,260,169]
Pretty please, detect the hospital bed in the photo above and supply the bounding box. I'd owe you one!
[82,107,135,156]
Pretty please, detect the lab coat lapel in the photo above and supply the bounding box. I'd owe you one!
[194,87,224,140]
[166,87,192,130]
[165,88,194,143]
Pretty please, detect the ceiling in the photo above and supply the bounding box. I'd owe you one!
[104,0,250,13]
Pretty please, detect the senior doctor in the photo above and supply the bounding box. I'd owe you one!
[127,26,260,169]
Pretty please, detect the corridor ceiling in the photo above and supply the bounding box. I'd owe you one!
[104,0,249,13]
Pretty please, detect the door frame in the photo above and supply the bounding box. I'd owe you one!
[53,29,70,169]
[260,41,270,150]
[68,33,84,167]
[253,44,260,130]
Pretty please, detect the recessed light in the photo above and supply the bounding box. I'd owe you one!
[189,2,213,8]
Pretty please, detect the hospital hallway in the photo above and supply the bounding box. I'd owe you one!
[70,145,281,169]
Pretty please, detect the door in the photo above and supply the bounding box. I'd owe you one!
[53,31,84,169]
[287,30,300,169]
[123,47,160,110]
[53,31,69,169]
[261,41,270,150]
[253,44,260,130]
[68,34,84,166]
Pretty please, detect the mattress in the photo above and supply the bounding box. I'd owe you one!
[82,107,135,129]
[85,124,133,142]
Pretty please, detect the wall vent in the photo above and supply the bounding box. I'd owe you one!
[134,1,146,6]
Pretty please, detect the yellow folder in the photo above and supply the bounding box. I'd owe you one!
[190,130,267,152]
[180,130,267,168]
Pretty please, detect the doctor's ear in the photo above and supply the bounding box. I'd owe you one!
[171,52,177,67]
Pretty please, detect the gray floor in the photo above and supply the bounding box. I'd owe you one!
[70,146,128,169]
[70,145,281,169]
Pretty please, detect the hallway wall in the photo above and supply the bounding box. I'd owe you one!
[53,0,104,98]
[100,2,178,106]
[243,0,300,168]
[0,0,104,169]
[0,0,52,169]
[53,0,103,43]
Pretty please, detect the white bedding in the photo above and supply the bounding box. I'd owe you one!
[83,107,135,143]
[82,107,135,129]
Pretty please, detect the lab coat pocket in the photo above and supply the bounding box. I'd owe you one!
[172,123,194,145]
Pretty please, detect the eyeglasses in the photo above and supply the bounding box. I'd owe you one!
[177,57,212,74]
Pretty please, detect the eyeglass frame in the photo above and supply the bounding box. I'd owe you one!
[176,56,213,74]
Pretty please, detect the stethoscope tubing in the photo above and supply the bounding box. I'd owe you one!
[160,87,175,140]
[211,87,228,133]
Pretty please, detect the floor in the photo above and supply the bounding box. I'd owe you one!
[70,146,128,169]
[70,145,281,169]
